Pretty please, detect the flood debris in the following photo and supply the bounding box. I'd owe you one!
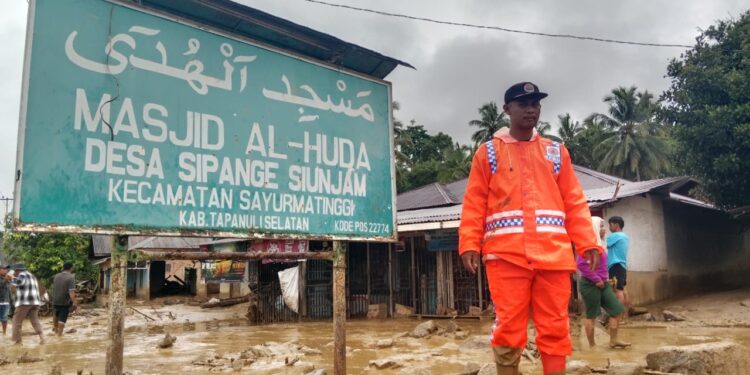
[375,338,394,348]
[201,294,251,309]
[48,364,62,375]
[458,361,480,375]
[661,310,686,322]
[368,303,388,319]
[566,359,591,374]
[17,352,44,364]
[646,341,750,375]
[369,358,402,370]
[394,303,414,317]
[606,360,644,375]
[157,333,177,348]
[191,341,322,373]
[410,320,439,338]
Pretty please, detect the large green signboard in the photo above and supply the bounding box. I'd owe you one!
[14,0,396,241]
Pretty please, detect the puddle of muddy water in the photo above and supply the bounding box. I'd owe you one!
[2,314,750,374]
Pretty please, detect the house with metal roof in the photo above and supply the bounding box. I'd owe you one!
[395,165,750,309]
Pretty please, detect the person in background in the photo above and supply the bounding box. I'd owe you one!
[52,261,78,336]
[9,263,45,345]
[607,216,630,321]
[576,217,630,349]
[0,265,11,335]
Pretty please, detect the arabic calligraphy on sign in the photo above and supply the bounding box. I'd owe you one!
[64,25,257,95]
[262,75,375,123]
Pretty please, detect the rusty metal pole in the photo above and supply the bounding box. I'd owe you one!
[106,235,127,375]
[332,240,347,375]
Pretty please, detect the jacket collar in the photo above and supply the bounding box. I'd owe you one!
[493,127,539,143]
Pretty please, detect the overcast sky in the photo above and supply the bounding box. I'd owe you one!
[0,0,747,202]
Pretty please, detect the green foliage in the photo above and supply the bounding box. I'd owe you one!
[2,222,96,288]
[663,11,750,208]
[588,86,672,181]
[468,102,508,145]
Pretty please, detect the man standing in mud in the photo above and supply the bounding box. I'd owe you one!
[52,261,78,336]
[459,82,602,375]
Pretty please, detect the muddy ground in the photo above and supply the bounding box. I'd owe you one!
[2,286,750,374]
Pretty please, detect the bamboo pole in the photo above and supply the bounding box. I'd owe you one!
[136,251,332,261]
[106,236,127,375]
[332,241,347,375]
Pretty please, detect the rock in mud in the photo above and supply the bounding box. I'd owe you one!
[49,364,62,375]
[445,320,462,334]
[566,360,591,374]
[368,303,387,319]
[394,303,414,317]
[410,320,439,338]
[17,352,44,364]
[607,361,643,375]
[458,362,480,375]
[467,306,482,317]
[646,341,750,375]
[157,333,177,348]
[397,368,432,375]
[66,328,77,334]
[376,339,394,348]
[630,312,656,322]
[369,358,402,369]
[460,335,492,350]
[477,363,495,375]
[662,310,686,322]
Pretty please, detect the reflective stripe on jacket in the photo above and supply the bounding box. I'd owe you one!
[459,127,602,271]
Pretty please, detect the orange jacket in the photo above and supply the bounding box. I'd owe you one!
[459,128,601,271]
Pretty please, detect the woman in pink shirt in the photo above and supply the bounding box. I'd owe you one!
[576,217,630,349]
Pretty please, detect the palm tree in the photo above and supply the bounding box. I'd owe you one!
[588,86,671,181]
[556,113,583,145]
[537,121,562,142]
[468,102,508,145]
[437,143,473,183]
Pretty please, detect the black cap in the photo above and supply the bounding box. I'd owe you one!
[504,82,548,104]
[12,263,26,271]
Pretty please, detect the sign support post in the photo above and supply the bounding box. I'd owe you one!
[332,241,347,375]
[106,236,128,375]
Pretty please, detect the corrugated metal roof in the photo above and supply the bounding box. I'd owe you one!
[585,176,688,205]
[398,204,462,225]
[573,165,627,190]
[134,0,413,78]
[397,182,461,211]
[129,236,206,250]
[91,235,206,256]
[396,175,714,226]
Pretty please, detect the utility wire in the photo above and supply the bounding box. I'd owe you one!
[303,0,693,48]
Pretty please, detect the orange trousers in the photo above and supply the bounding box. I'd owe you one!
[486,258,572,373]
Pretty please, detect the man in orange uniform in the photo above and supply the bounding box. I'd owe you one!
[459,82,602,375]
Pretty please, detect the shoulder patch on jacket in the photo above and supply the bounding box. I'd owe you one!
[485,140,498,174]
[546,142,562,174]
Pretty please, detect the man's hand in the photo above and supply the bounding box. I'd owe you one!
[461,251,480,274]
[584,249,600,272]
[595,281,605,289]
